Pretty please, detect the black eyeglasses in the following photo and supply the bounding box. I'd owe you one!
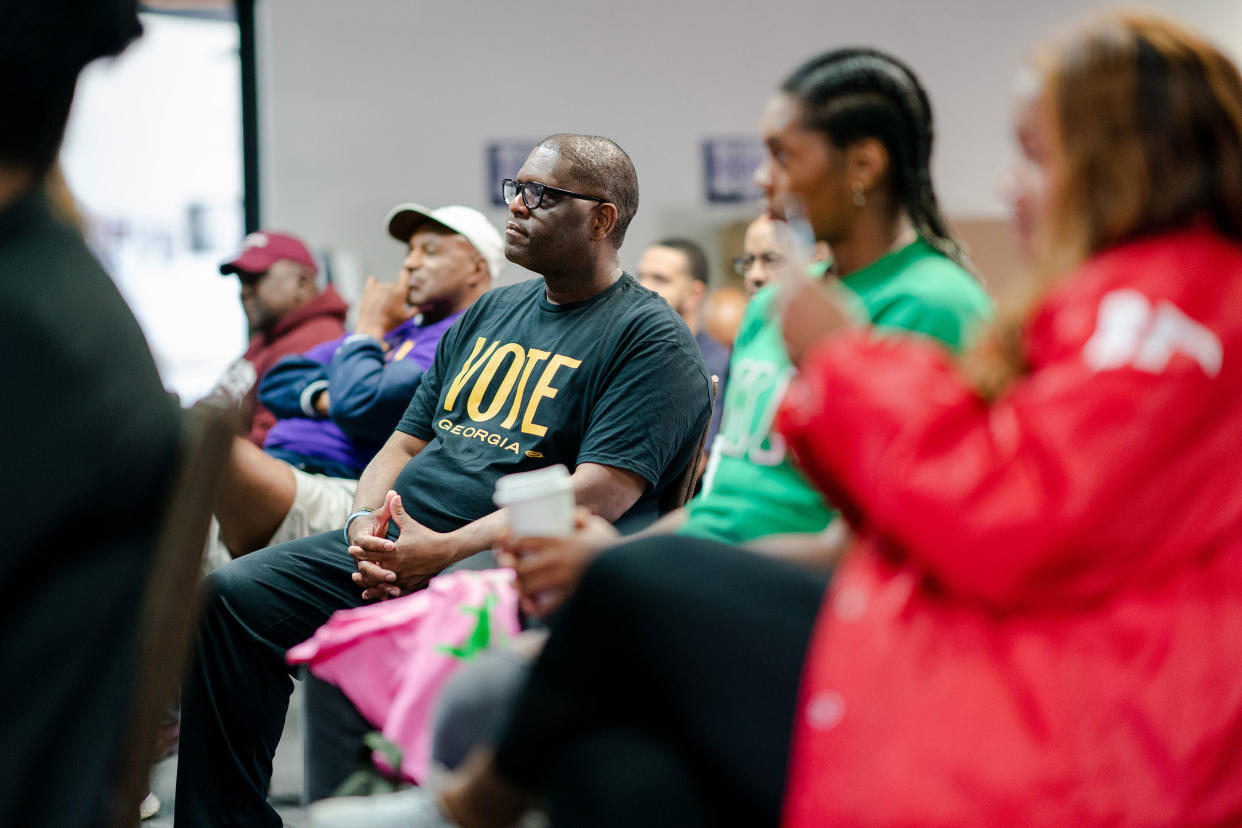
[732,251,786,276]
[501,178,607,210]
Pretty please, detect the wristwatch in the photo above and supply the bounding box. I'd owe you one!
[343,507,376,545]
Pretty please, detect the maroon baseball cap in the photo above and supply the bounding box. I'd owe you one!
[219,230,317,277]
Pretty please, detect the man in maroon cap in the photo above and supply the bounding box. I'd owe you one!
[209,230,348,446]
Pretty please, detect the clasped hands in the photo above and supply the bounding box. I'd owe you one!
[347,489,454,601]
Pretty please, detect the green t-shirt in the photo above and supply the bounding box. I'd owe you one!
[678,238,991,544]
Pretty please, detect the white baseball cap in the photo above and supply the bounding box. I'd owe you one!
[385,203,505,281]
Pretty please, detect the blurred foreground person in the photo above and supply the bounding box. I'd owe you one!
[0,1,180,825]
[778,14,1242,824]
[316,13,1242,827]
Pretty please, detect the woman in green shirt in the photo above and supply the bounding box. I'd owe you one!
[680,49,992,550]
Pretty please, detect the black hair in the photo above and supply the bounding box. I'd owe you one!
[780,48,969,269]
[0,0,142,172]
[538,133,639,248]
[652,237,710,283]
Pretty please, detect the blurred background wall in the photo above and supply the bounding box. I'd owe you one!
[58,0,1242,398]
[257,0,1242,294]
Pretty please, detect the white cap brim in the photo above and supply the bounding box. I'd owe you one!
[384,202,505,281]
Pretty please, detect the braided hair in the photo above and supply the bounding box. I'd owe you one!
[780,48,970,271]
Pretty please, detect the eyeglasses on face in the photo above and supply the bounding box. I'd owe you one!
[501,178,607,210]
[732,251,786,276]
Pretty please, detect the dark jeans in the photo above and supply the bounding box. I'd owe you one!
[175,529,497,827]
[302,672,373,802]
[174,530,364,827]
[494,535,829,827]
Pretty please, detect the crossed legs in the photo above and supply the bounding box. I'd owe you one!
[175,531,364,827]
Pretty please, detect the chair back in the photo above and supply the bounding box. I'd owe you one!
[658,374,719,514]
[106,402,235,828]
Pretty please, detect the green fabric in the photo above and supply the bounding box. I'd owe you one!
[840,238,991,350]
[678,238,990,544]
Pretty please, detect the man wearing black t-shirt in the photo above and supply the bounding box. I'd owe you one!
[175,133,711,826]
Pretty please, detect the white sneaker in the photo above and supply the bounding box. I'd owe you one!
[307,787,459,828]
[139,792,160,821]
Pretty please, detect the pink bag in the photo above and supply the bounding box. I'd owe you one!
[287,568,521,783]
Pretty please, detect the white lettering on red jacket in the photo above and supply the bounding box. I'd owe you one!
[1083,289,1222,377]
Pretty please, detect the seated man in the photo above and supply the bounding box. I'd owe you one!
[209,204,500,559]
[207,229,348,446]
[174,133,711,826]
[636,237,730,446]
[733,214,803,298]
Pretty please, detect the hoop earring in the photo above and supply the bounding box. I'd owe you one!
[852,181,866,207]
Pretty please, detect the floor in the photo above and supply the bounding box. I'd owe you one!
[144,684,307,826]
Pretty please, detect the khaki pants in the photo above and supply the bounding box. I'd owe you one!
[201,466,358,574]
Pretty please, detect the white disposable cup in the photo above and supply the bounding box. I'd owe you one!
[493,464,574,538]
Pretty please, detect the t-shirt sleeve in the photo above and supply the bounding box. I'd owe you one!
[395,311,463,441]
[576,318,711,489]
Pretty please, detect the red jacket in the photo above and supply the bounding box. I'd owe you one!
[777,227,1242,826]
[238,286,347,445]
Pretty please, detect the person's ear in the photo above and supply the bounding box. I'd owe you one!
[687,278,707,313]
[845,138,890,197]
[590,203,619,242]
[467,255,489,288]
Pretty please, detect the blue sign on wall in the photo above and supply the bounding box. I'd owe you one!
[487,140,539,206]
[702,137,766,204]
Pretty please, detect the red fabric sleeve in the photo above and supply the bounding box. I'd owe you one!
[776,329,1229,608]
[246,316,346,445]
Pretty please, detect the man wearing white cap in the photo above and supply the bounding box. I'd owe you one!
[209,204,498,562]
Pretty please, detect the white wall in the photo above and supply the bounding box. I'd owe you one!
[63,14,248,401]
[257,0,1242,295]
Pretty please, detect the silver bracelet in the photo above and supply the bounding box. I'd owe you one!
[342,507,376,545]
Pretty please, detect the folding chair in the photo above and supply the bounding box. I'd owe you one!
[658,374,719,513]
